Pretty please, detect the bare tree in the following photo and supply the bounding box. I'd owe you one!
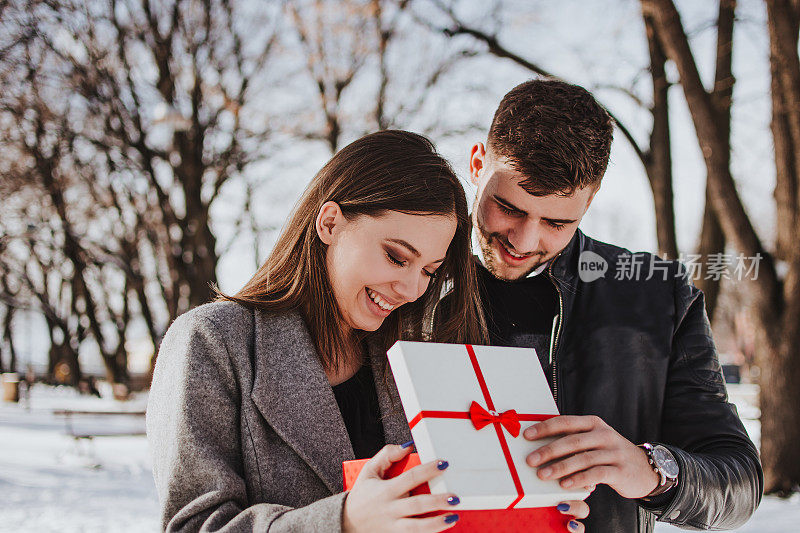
[287,0,476,154]
[289,0,373,153]
[644,0,800,494]
[0,0,280,382]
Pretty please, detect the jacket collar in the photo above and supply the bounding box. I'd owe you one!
[549,228,585,286]
[250,310,410,494]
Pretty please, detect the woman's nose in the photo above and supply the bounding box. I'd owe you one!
[392,271,428,303]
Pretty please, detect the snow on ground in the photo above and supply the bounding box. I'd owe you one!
[0,383,798,532]
[0,385,158,532]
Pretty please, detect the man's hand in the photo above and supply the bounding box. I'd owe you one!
[524,415,661,499]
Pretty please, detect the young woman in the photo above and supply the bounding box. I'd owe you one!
[147,130,588,532]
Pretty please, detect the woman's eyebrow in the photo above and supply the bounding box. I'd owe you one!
[386,238,445,263]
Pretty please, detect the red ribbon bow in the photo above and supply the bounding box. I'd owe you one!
[469,401,522,438]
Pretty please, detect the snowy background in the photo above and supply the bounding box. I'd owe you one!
[1,384,797,532]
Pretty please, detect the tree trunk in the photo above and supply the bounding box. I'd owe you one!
[0,309,5,374]
[2,306,17,374]
[695,187,726,320]
[763,0,800,493]
[695,0,735,321]
[644,15,679,260]
[44,318,82,386]
[769,0,800,262]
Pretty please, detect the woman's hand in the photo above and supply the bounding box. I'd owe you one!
[557,498,590,532]
[343,443,461,533]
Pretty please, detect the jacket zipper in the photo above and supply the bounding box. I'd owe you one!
[547,256,564,406]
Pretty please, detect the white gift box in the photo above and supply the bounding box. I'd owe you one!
[387,341,590,510]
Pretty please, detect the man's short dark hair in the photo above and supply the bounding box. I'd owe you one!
[488,79,614,196]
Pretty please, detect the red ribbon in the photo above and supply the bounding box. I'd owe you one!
[407,344,556,509]
[469,401,521,437]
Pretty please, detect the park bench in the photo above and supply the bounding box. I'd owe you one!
[53,409,146,440]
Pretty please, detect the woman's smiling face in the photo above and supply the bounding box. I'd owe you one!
[316,202,456,332]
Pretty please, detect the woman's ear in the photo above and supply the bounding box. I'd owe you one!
[315,201,344,245]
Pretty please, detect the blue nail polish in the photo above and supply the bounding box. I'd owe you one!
[401,440,414,448]
[569,520,579,531]
[437,460,449,470]
[447,496,460,505]
[444,514,459,524]
[557,503,570,512]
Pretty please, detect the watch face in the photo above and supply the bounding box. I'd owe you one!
[653,446,679,478]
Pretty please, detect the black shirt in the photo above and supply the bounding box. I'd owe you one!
[477,261,559,376]
[331,363,386,459]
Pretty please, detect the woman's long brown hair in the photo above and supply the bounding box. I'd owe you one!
[220,130,487,372]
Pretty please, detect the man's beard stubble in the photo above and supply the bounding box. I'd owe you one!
[475,221,547,281]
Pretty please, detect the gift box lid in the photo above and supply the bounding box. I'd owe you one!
[387,341,590,510]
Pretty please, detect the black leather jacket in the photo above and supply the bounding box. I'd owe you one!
[484,229,763,532]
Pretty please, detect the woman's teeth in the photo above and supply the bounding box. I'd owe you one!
[367,289,396,311]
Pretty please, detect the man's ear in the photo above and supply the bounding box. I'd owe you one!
[315,201,344,245]
[469,142,487,186]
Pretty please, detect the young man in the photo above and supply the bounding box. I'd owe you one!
[468,80,762,532]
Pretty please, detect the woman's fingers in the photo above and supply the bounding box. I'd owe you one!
[392,492,460,518]
[397,513,460,533]
[359,443,413,480]
[557,499,590,519]
[565,519,585,532]
[387,459,449,496]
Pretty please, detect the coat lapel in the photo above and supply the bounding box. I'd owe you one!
[368,338,413,445]
[250,311,353,494]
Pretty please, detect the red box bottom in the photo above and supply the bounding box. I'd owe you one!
[343,453,570,532]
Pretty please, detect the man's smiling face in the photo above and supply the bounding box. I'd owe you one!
[470,143,597,281]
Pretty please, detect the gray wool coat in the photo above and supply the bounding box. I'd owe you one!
[146,301,413,532]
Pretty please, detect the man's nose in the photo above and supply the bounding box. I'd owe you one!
[507,219,540,254]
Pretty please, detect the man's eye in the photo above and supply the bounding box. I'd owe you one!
[546,220,566,231]
[496,202,522,217]
[386,252,405,266]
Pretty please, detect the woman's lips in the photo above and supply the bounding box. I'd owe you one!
[364,288,392,318]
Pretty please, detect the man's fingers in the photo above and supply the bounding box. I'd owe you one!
[557,499,590,519]
[527,431,607,467]
[523,415,604,441]
[388,459,449,496]
[393,493,460,518]
[361,443,413,480]
[559,465,615,490]
[536,450,615,480]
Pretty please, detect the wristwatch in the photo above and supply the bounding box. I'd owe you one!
[638,443,679,498]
